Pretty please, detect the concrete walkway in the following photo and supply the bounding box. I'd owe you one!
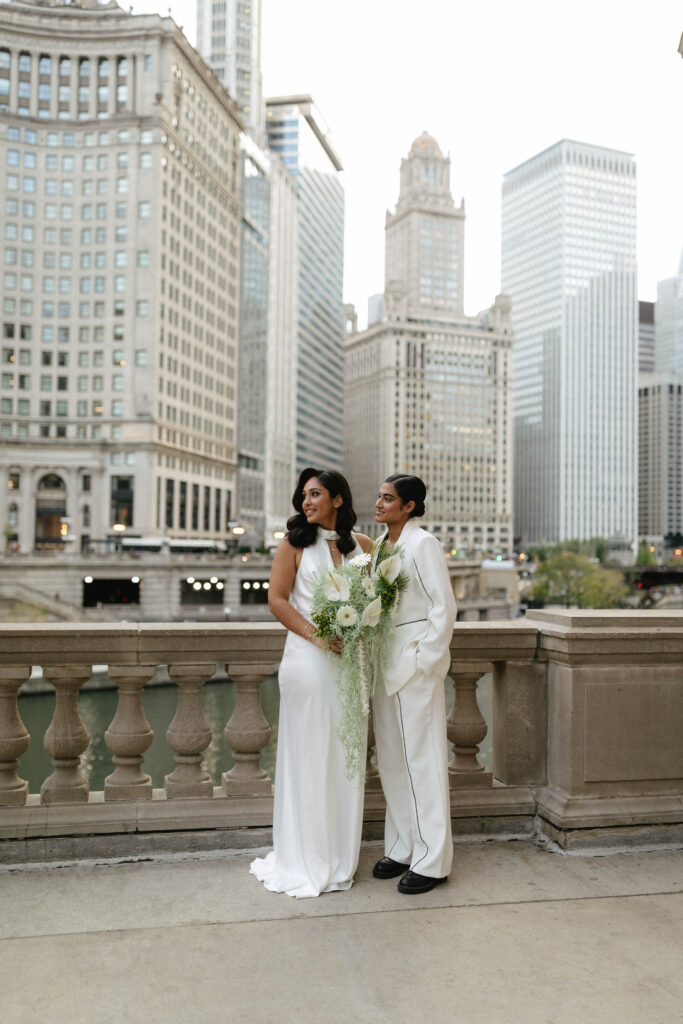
[1,839,681,1024]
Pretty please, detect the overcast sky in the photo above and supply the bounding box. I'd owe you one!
[134,0,683,325]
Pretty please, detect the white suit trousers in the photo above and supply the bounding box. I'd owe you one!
[373,672,453,879]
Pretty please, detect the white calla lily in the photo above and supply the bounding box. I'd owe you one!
[361,576,376,597]
[377,553,402,584]
[360,596,382,628]
[322,571,351,602]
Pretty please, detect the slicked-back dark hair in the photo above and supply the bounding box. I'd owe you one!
[383,473,427,518]
[287,467,358,554]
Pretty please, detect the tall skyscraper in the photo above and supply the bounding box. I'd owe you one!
[655,252,683,375]
[502,139,637,547]
[266,95,345,473]
[0,0,243,553]
[236,134,298,542]
[345,135,513,553]
[196,0,264,137]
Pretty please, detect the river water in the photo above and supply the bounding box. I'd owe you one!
[18,673,493,794]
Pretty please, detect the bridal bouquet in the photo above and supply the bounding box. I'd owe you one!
[310,541,407,780]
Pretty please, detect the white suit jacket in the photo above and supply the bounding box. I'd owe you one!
[376,520,457,696]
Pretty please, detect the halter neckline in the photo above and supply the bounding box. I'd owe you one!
[319,528,340,541]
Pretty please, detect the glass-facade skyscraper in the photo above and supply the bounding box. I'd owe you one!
[266,95,345,473]
[502,139,637,546]
[237,137,270,535]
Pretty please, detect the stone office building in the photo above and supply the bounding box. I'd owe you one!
[0,0,243,553]
[345,134,514,554]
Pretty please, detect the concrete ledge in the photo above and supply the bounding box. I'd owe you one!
[537,786,683,830]
[0,815,540,866]
[538,818,683,852]
[0,784,538,842]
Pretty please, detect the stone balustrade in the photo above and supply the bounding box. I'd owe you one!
[0,612,681,862]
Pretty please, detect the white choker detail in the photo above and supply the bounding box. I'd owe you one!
[319,528,339,541]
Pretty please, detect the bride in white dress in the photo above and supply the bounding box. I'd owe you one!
[250,468,373,898]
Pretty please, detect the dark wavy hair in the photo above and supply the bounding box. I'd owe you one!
[383,473,427,518]
[287,467,358,554]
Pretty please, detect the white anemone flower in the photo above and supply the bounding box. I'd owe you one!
[377,553,402,584]
[360,595,382,628]
[322,571,351,602]
[361,576,376,597]
[336,605,358,628]
[349,552,371,568]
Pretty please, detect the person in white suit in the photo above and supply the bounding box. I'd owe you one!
[372,474,457,894]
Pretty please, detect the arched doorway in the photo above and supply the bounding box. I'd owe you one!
[35,473,66,547]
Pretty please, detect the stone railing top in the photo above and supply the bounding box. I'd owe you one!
[525,609,683,662]
[528,609,683,629]
[1,614,682,669]
[0,621,287,667]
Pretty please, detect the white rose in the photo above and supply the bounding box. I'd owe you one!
[322,571,351,602]
[360,596,382,628]
[336,605,359,628]
[377,554,402,584]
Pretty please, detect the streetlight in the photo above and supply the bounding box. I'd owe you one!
[111,522,126,554]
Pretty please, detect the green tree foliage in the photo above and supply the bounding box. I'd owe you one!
[524,537,611,566]
[636,541,658,566]
[530,551,628,608]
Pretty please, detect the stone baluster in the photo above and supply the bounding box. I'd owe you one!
[0,666,32,806]
[104,666,156,801]
[41,664,93,805]
[222,664,273,797]
[364,708,383,791]
[447,662,493,788]
[165,663,215,799]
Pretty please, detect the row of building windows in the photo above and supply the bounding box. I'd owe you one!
[2,346,146,366]
[0,52,140,76]
[6,194,154,221]
[1,399,124,420]
[2,295,150,318]
[0,51,154,117]
[0,422,129,440]
[5,125,153,147]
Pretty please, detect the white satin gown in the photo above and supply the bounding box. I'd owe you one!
[250,531,366,898]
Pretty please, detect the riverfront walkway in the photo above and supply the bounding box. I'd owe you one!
[1,838,681,1024]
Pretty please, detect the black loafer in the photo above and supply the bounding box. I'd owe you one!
[397,870,448,894]
[372,856,410,879]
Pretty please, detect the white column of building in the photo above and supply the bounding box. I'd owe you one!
[0,468,8,547]
[21,469,38,553]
